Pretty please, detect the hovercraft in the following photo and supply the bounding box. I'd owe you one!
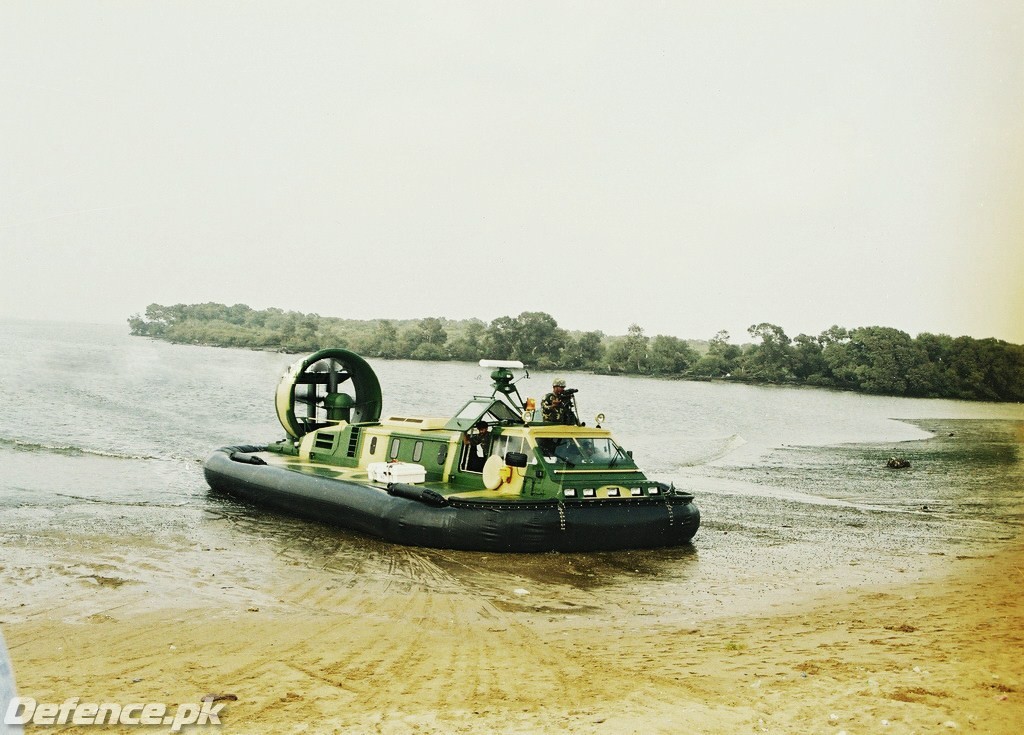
[204,348,699,552]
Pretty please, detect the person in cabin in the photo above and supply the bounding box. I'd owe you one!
[462,420,491,471]
[542,379,579,425]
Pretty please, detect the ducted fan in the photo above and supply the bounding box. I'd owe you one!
[275,348,383,438]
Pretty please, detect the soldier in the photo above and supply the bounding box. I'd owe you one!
[542,378,578,425]
[462,420,491,471]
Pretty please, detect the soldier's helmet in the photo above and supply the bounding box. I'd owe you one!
[552,378,566,387]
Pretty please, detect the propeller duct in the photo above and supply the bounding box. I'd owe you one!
[275,348,383,438]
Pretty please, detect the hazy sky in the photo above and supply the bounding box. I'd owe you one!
[2,1,1022,343]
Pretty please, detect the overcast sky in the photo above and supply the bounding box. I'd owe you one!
[2,1,1022,344]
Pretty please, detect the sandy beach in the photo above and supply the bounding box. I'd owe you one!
[4,539,1021,735]
[2,328,1022,734]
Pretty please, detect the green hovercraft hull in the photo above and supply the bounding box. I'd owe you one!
[205,446,700,553]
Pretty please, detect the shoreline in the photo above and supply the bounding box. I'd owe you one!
[4,539,1021,734]
[3,401,1022,734]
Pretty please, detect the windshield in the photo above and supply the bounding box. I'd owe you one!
[446,398,522,431]
[536,437,632,468]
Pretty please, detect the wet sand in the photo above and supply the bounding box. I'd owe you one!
[3,418,1023,733]
[4,541,1022,734]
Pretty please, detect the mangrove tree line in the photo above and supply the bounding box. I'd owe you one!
[128,302,1024,402]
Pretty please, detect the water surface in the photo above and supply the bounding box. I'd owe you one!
[1,321,1021,626]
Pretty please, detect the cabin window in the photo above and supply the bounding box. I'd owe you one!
[451,398,522,428]
[538,437,628,468]
[436,443,448,465]
[369,437,377,455]
[454,402,484,423]
[490,435,534,464]
[389,438,401,459]
[412,441,424,462]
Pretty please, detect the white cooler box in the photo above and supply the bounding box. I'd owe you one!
[367,461,426,484]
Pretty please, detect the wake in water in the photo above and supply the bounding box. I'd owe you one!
[683,433,748,466]
[637,433,749,475]
[0,436,163,462]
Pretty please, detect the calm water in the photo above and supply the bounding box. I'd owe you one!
[2,320,1022,623]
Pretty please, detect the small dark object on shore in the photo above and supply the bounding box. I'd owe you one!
[887,457,911,469]
[201,693,238,703]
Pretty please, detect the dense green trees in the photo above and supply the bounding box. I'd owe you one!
[607,324,650,373]
[128,303,1024,403]
[562,331,605,370]
[744,323,794,382]
[693,331,741,378]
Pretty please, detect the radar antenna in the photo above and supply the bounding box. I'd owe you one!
[478,359,529,411]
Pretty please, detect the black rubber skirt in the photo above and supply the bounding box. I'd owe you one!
[204,446,700,553]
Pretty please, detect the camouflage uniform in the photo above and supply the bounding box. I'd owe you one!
[542,390,577,425]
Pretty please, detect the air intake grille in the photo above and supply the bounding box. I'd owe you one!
[346,427,361,457]
[314,433,335,450]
